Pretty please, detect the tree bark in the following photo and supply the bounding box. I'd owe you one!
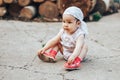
[92,0,106,15]
[0,0,3,6]
[0,7,7,16]
[3,0,15,4]
[89,0,97,12]
[33,0,44,3]
[58,0,91,17]
[38,1,59,19]
[57,0,64,14]
[18,0,32,6]
[8,3,23,17]
[19,6,36,19]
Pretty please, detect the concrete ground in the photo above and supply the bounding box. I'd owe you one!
[0,11,120,80]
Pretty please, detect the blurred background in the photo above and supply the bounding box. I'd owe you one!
[0,0,120,22]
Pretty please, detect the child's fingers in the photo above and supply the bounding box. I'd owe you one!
[38,49,43,54]
[41,49,46,54]
[67,59,73,64]
[41,51,45,54]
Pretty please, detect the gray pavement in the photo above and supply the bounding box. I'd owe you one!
[0,11,120,80]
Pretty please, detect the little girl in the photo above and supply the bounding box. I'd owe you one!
[38,6,88,70]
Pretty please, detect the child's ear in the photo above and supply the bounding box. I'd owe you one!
[77,21,81,25]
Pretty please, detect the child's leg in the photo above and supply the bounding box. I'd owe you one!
[57,43,63,54]
[64,43,88,70]
[38,43,63,62]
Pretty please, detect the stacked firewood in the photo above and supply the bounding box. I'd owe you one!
[0,0,119,21]
[87,0,119,21]
[0,0,93,21]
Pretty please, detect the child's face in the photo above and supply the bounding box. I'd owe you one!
[62,14,80,34]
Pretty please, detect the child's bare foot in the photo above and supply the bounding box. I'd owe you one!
[38,50,57,63]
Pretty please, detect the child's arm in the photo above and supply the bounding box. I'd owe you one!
[68,34,85,63]
[38,31,62,54]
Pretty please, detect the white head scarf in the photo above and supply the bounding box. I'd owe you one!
[63,6,88,35]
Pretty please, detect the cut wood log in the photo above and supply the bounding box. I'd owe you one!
[8,3,22,17]
[18,0,32,6]
[19,6,36,19]
[39,1,59,19]
[58,0,91,17]
[33,0,44,3]
[73,1,91,17]
[103,0,111,11]
[89,0,97,12]
[0,7,7,16]
[92,0,106,15]
[92,0,114,14]
[106,0,118,14]
[43,17,59,22]
[57,0,64,14]
[0,0,3,6]
[3,0,14,4]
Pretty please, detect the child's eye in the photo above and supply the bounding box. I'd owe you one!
[62,20,72,24]
[68,22,72,24]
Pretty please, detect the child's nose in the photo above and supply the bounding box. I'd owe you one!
[64,23,68,27]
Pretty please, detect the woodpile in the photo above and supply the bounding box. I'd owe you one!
[0,7,7,17]
[3,0,15,4]
[0,0,119,21]
[8,3,22,17]
[19,5,36,19]
[86,0,119,21]
[39,1,59,19]
[18,0,32,6]
[0,0,3,5]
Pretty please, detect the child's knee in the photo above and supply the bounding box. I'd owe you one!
[83,43,88,50]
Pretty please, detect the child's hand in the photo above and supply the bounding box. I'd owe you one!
[37,48,46,55]
[67,56,75,64]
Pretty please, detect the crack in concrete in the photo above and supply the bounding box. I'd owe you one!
[64,79,75,80]
[0,64,28,71]
[0,64,66,75]
[33,71,67,80]
[1,54,119,80]
[0,64,70,80]
[89,38,104,46]
[0,76,4,80]
[24,55,38,68]
[23,30,37,41]
[93,55,120,60]
[8,21,20,32]
[23,29,49,43]
[89,38,120,53]
[58,73,65,80]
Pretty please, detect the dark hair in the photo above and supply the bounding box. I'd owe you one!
[75,18,79,21]
[75,18,80,22]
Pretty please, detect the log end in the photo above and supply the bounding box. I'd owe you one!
[0,7,7,16]
[19,6,36,19]
[39,1,59,19]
